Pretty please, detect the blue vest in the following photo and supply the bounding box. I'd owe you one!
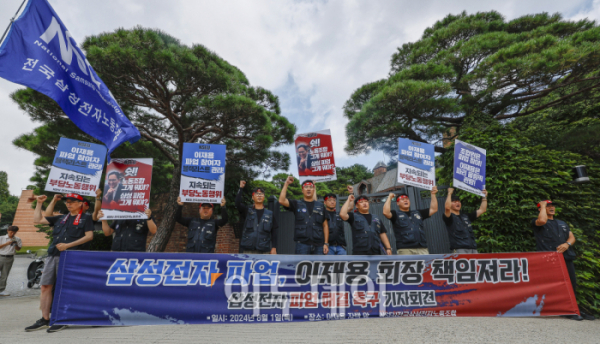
[186,218,218,253]
[293,200,325,244]
[326,211,347,246]
[350,213,382,254]
[241,208,274,251]
[392,210,427,249]
[111,220,148,252]
[47,213,91,256]
[447,213,477,250]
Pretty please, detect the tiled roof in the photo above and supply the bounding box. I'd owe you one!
[353,167,403,195]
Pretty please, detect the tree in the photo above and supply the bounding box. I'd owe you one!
[344,11,600,156]
[321,164,374,194]
[438,124,600,316]
[11,28,295,251]
[0,171,19,228]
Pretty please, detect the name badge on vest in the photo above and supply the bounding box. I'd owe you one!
[136,223,143,231]
[414,214,421,220]
[115,224,120,229]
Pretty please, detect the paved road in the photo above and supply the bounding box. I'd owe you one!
[1,257,598,343]
[1,295,598,344]
[0,255,41,299]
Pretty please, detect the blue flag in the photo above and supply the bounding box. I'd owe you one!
[0,0,140,157]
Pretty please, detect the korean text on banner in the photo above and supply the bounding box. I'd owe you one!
[294,129,337,183]
[179,143,226,203]
[50,251,579,326]
[397,139,435,190]
[100,158,153,220]
[453,140,486,196]
[45,138,106,196]
[0,0,140,156]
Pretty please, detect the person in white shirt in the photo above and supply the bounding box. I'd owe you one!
[0,226,22,296]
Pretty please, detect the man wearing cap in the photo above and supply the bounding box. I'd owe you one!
[443,188,488,254]
[176,197,228,253]
[532,200,593,321]
[236,181,278,254]
[0,226,22,296]
[44,188,103,221]
[383,187,438,255]
[97,208,156,252]
[340,193,393,255]
[279,176,329,255]
[26,193,94,333]
[323,186,353,255]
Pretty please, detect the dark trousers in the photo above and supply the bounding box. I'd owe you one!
[564,257,577,293]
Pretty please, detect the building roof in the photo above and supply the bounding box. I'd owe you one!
[353,167,404,195]
[374,161,386,169]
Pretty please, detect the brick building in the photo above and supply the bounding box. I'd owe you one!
[11,189,49,246]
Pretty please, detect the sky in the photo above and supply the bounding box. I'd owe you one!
[1,0,599,196]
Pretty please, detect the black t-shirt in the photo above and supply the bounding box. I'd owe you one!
[175,206,228,228]
[236,189,279,249]
[345,212,387,233]
[286,199,314,214]
[110,217,155,233]
[442,211,477,226]
[46,213,95,256]
[531,218,572,254]
[390,209,430,225]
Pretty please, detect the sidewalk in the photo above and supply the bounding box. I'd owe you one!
[1,295,599,344]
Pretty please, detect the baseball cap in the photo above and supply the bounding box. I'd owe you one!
[199,203,214,208]
[252,187,266,195]
[537,200,555,208]
[63,193,83,201]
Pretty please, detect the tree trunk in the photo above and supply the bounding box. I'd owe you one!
[147,166,181,252]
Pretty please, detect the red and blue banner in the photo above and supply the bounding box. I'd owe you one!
[50,251,578,326]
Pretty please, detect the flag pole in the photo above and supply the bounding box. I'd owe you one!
[0,0,28,45]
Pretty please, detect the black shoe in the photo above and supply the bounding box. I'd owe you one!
[569,314,584,321]
[580,312,596,321]
[25,318,50,331]
[47,325,68,333]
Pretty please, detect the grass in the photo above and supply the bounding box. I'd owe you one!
[15,246,48,255]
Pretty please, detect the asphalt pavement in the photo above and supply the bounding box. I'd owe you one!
[0,256,598,344]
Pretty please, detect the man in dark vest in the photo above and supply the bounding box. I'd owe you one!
[383,186,438,255]
[176,197,228,253]
[532,200,594,321]
[323,188,352,255]
[236,180,278,254]
[97,208,157,252]
[443,187,487,253]
[340,193,392,255]
[278,176,329,255]
[26,193,94,333]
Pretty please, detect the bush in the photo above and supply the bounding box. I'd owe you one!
[438,124,600,316]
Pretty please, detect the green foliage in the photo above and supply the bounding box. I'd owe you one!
[0,171,19,228]
[344,11,600,156]
[320,164,374,194]
[438,124,600,315]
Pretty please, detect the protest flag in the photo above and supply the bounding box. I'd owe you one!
[0,0,140,157]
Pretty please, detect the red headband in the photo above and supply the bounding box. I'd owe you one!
[302,182,314,188]
[396,195,409,201]
[199,203,214,208]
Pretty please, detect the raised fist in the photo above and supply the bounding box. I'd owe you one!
[220,198,227,207]
[285,176,294,185]
[448,188,454,194]
[177,196,184,206]
[348,194,355,203]
[52,194,63,202]
[36,195,47,202]
[347,185,354,194]
[431,186,438,195]
[388,193,395,199]
[240,180,246,188]
[539,200,547,207]
[95,188,102,197]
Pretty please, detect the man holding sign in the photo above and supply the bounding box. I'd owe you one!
[176,197,228,253]
[443,188,488,253]
[279,177,329,255]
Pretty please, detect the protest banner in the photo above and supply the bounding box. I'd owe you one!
[44,138,106,196]
[294,129,336,183]
[179,143,226,203]
[100,158,153,220]
[0,0,140,156]
[397,138,435,190]
[453,140,486,196]
[50,251,578,326]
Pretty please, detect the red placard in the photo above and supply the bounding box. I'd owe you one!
[294,129,337,183]
[100,158,153,220]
